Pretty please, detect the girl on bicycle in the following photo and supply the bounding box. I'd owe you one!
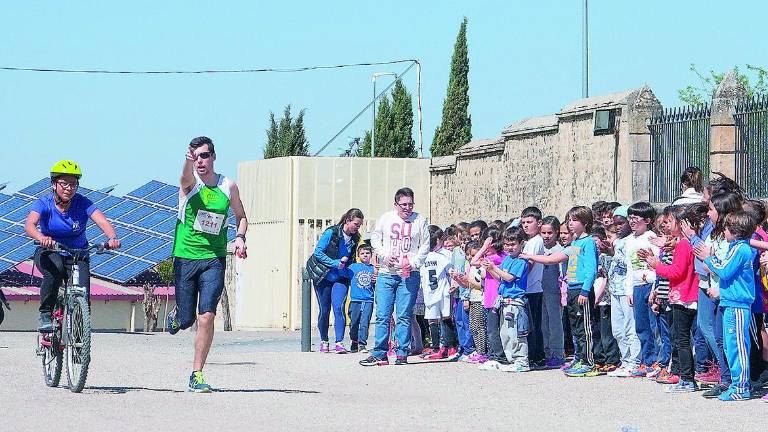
[24,160,121,332]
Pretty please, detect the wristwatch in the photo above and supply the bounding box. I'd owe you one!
[236,234,246,242]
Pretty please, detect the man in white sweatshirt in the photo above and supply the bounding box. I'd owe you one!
[360,187,430,366]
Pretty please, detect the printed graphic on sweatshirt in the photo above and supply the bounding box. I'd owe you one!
[566,246,581,283]
[389,221,413,257]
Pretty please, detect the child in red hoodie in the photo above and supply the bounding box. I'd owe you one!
[642,205,703,392]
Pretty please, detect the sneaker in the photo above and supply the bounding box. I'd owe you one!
[188,371,212,393]
[38,312,53,333]
[601,364,618,374]
[544,356,566,369]
[359,345,369,354]
[530,359,547,370]
[762,394,768,403]
[563,361,583,375]
[427,347,448,360]
[334,343,348,354]
[666,380,698,393]
[658,373,680,385]
[650,367,668,381]
[318,341,330,353]
[645,363,662,378]
[718,388,750,401]
[349,342,359,353]
[511,364,531,373]
[562,359,579,370]
[608,367,633,378]
[419,348,435,359]
[359,355,388,367]
[565,364,597,377]
[467,353,487,364]
[497,363,514,372]
[457,354,470,362]
[592,364,604,375]
[479,360,502,371]
[630,366,648,378]
[696,365,721,384]
[447,347,459,359]
[166,308,180,335]
[394,356,408,365]
[702,385,725,398]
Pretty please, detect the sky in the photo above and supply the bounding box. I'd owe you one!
[2,1,766,194]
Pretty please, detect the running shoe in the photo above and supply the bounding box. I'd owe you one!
[607,367,633,378]
[592,364,604,375]
[563,361,583,375]
[419,348,435,359]
[427,347,448,360]
[166,308,180,335]
[447,347,459,359]
[359,345,369,353]
[762,394,768,403]
[565,364,597,377]
[510,364,531,373]
[319,341,330,353]
[544,356,566,369]
[702,385,725,398]
[188,371,212,393]
[38,312,53,333]
[630,365,649,378]
[696,366,722,385]
[359,355,389,366]
[478,360,502,371]
[645,362,662,378]
[394,356,408,365]
[467,353,487,364]
[601,364,618,374]
[530,359,547,370]
[718,388,750,401]
[654,368,670,383]
[349,342,359,353]
[334,343,348,354]
[666,380,697,393]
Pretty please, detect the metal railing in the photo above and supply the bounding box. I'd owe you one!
[648,104,711,203]
[734,94,768,198]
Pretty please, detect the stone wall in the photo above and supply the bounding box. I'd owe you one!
[430,87,661,226]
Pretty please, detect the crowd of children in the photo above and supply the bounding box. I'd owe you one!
[338,169,768,402]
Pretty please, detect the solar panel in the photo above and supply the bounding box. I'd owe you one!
[0,235,31,257]
[144,184,178,204]
[0,259,15,274]
[119,205,156,224]
[134,210,171,229]
[145,242,173,262]
[153,216,178,234]
[103,200,141,219]
[125,237,166,257]
[87,251,112,269]
[108,260,154,283]
[5,202,34,223]
[16,178,50,198]
[4,240,34,262]
[0,197,30,219]
[83,190,107,203]
[92,254,133,275]
[0,193,12,205]
[0,219,12,231]
[0,231,15,244]
[126,180,165,199]
[94,195,123,212]
[159,193,179,208]
[4,224,26,235]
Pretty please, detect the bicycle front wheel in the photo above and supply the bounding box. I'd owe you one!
[39,331,63,387]
[66,295,91,393]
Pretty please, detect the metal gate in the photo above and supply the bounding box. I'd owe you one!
[648,105,711,203]
[734,94,768,197]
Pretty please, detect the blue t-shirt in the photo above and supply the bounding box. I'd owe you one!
[498,255,528,299]
[31,193,97,250]
[348,263,375,302]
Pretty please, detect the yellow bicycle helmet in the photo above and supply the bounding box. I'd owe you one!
[50,160,82,180]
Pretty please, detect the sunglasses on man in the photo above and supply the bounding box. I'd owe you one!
[196,152,212,160]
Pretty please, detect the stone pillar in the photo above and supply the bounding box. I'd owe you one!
[709,71,746,179]
[626,86,662,202]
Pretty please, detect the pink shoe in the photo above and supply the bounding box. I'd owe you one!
[447,347,459,358]
[762,394,768,403]
[427,347,448,360]
[319,341,330,353]
[467,353,487,364]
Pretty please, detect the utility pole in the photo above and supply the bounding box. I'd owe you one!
[582,0,589,98]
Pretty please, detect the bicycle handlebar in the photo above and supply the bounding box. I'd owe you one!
[33,241,113,255]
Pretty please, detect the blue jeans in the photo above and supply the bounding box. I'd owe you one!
[314,279,349,343]
[454,299,475,354]
[372,272,420,359]
[692,314,712,372]
[349,301,374,346]
[697,287,726,374]
[655,301,672,366]
[632,283,658,365]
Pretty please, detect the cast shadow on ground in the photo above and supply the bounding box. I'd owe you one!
[87,386,320,395]
[206,361,260,366]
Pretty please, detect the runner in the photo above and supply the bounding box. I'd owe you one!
[166,136,248,393]
[24,160,121,332]
[360,187,429,366]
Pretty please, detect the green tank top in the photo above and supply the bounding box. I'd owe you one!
[172,173,232,259]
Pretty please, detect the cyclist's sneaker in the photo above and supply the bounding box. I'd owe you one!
[359,355,388,367]
[349,342,359,353]
[334,343,348,354]
[607,366,633,378]
[666,380,697,393]
[394,356,408,365]
[166,307,180,335]
[38,312,53,333]
[717,388,750,402]
[318,341,330,353]
[702,385,725,398]
[188,371,212,393]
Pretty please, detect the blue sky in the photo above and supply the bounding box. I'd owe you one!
[2,1,765,194]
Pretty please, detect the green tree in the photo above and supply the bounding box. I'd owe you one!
[431,17,472,157]
[263,104,309,158]
[389,79,417,158]
[155,258,174,286]
[678,64,767,105]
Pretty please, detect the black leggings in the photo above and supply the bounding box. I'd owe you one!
[35,248,90,313]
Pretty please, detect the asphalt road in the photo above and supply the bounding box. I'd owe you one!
[1,330,765,431]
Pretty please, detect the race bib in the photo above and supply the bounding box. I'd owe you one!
[193,210,225,235]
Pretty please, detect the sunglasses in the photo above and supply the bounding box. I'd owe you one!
[196,152,212,160]
[55,180,79,189]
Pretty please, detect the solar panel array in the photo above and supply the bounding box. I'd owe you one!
[0,178,237,284]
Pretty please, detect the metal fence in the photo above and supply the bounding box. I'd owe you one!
[734,94,768,197]
[648,104,711,203]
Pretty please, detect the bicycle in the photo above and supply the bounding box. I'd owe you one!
[35,241,111,393]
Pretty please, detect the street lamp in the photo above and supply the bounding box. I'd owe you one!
[372,72,398,157]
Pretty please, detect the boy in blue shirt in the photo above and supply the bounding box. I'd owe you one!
[485,226,530,372]
[347,245,376,353]
[700,211,757,401]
